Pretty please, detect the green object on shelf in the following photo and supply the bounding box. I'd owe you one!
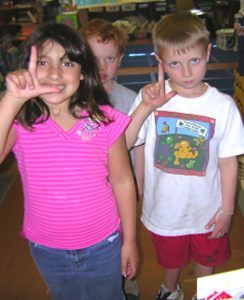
[56,12,78,28]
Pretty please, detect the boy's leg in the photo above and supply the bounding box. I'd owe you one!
[190,232,230,270]
[190,232,230,298]
[164,268,181,292]
[151,232,189,298]
[190,233,230,299]
[194,263,214,277]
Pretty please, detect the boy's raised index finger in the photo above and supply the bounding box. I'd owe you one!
[158,63,164,88]
[28,46,38,75]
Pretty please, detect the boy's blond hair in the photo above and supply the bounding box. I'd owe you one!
[81,19,128,55]
[153,12,210,58]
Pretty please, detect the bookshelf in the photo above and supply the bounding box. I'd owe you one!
[0,1,43,93]
[0,0,43,39]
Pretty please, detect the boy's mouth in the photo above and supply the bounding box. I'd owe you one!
[99,74,107,81]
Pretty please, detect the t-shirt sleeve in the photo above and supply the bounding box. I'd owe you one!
[102,105,131,147]
[218,101,244,158]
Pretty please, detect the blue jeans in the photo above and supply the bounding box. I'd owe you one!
[29,231,125,300]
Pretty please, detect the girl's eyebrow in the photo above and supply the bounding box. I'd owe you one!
[61,54,69,59]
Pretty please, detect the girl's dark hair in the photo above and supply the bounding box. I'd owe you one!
[17,22,111,127]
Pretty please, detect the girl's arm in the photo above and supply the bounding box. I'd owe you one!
[207,156,238,239]
[0,95,18,163]
[0,46,60,163]
[108,133,139,279]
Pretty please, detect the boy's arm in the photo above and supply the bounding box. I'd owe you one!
[108,133,139,279]
[125,63,176,149]
[219,156,238,213]
[126,101,153,149]
[207,156,238,239]
[133,144,145,200]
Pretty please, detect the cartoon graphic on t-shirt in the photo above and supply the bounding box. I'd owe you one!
[154,111,215,176]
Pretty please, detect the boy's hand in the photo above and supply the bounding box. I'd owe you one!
[5,46,60,105]
[121,241,139,279]
[206,209,233,239]
[141,63,176,111]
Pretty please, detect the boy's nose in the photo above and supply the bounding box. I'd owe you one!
[182,64,192,77]
[97,59,107,71]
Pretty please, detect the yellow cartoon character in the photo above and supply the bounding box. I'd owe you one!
[161,121,169,134]
[173,140,199,166]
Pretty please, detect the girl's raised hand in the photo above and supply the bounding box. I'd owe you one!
[141,63,176,110]
[5,46,60,105]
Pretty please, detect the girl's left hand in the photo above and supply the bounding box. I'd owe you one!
[206,209,233,239]
[121,242,139,279]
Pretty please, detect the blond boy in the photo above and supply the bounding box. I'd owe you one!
[127,12,244,300]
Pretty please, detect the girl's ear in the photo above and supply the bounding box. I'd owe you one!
[80,73,84,80]
[154,52,162,64]
[206,43,211,62]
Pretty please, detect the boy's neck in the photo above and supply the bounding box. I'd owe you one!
[104,80,115,94]
[169,80,208,98]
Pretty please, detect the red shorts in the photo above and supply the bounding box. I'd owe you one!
[150,232,230,269]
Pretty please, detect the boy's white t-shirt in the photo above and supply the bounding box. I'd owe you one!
[129,80,244,236]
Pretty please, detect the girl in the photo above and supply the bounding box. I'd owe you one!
[0,23,138,300]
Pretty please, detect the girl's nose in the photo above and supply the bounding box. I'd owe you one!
[47,65,61,80]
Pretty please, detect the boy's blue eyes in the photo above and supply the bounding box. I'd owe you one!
[191,58,200,64]
[169,58,201,67]
[169,62,180,67]
[96,56,117,64]
[107,56,116,62]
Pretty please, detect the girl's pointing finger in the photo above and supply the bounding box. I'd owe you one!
[28,46,38,77]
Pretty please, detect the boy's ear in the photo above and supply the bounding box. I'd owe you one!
[118,54,124,67]
[154,52,162,64]
[206,44,211,62]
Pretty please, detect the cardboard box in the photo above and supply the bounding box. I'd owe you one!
[197,268,244,299]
